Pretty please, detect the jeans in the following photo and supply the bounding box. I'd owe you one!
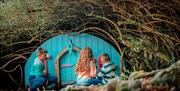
[77,77,102,86]
[29,74,57,91]
[88,77,102,85]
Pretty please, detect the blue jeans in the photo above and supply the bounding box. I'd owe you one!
[77,77,102,86]
[88,77,102,85]
[29,74,57,91]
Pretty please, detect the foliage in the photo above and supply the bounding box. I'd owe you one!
[61,60,180,91]
[0,0,180,89]
[116,60,180,91]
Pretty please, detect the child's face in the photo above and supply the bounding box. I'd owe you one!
[101,56,108,64]
[39,53,47,61]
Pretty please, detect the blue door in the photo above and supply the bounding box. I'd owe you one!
[24,33,121,87]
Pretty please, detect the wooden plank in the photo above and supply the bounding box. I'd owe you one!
[61,64,74,68]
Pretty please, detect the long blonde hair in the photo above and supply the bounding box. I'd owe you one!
[75,47,94,73]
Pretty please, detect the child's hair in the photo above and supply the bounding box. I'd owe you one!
[37,48,47,56]
[101,53,110,62]
[75,47,94,73]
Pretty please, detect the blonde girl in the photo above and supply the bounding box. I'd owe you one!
[75,47,97,85]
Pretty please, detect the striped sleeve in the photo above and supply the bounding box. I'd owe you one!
[102,64,117,74]
[97,70,104,78]
[100,63,117,84]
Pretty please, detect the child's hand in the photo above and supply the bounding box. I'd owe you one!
[43,70,48,75]
[46,54,51,59]
[92,72,97,77]
[90,74,96,78]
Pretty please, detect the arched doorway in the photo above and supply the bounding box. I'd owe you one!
[24,33,121,87]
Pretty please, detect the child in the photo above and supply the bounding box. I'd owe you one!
[75,47,97,86]
[29,48,57,91]
[97,53,117,85]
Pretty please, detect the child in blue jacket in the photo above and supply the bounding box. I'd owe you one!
[97,53,117,85]
[29,48,57,91]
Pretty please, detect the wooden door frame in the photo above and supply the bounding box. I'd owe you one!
[54,46,81,88]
